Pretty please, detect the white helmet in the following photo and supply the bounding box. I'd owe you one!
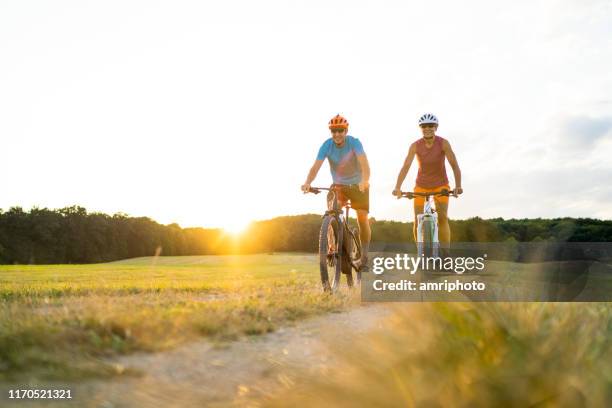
[418,113,438,126]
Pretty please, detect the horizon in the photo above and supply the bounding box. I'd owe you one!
[1,204,610,232]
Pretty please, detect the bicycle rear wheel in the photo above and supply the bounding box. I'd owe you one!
[342,226,362,287]
[319,215,342,292]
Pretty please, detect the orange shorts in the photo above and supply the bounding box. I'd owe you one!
[413,184,450,210]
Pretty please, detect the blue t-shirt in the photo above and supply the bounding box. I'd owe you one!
[316,135,365,185]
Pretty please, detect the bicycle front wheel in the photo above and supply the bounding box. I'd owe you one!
[422,215,435,258]
[421,215,437,280]
[319,215,342,292]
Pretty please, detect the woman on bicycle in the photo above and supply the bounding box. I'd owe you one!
[301,114,371,271]
[392,113,463,245]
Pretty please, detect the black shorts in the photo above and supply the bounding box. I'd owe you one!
[328,184,370,212]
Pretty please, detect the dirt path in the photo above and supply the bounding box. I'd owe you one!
[16,304,391,408]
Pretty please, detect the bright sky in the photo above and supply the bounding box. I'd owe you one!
[2,0,611,229]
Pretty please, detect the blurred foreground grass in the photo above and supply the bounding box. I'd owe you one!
[265,302,612,407]
[0,254,353,381]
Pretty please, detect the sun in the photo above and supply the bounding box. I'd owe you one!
[223,217,251,235]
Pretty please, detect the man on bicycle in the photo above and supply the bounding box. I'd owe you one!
[392,113,463,246]
[302,114,371,271]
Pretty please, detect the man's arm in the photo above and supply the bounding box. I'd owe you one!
[357,154,370,192]
[393,144,416,196]
[442,139,462,194]
[301,159,324,192]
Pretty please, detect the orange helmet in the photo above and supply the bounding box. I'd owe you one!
[328,114,349,129]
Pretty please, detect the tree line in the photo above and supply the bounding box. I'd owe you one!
[0,206,611,264]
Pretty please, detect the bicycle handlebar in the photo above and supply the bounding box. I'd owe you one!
[305,185,356,195]
[399,189,457,199]
[305,187,329,194]
[306,186,459,199]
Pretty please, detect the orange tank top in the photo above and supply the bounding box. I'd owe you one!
[415,135,449,188]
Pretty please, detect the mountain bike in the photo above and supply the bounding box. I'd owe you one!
[306,185,362,293]
[400,188,456,259]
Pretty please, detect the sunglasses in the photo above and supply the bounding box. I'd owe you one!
[420,124,436,129]
[331,128,346,134]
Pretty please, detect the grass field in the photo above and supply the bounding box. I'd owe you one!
[2,254,611,407]
[0,254,355,382]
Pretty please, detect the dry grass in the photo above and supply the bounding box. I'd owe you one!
[264,302,612,408]
[0,254,356,381]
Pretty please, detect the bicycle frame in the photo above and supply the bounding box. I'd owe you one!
[401,189,453,258]
[309,186,361,270]
[417,195,440,258]
[312,187,348,259]
[327,188,351,226]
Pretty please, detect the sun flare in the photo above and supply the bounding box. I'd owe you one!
[223,218,252,235]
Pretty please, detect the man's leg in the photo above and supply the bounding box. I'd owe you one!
[356,209,370,267]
